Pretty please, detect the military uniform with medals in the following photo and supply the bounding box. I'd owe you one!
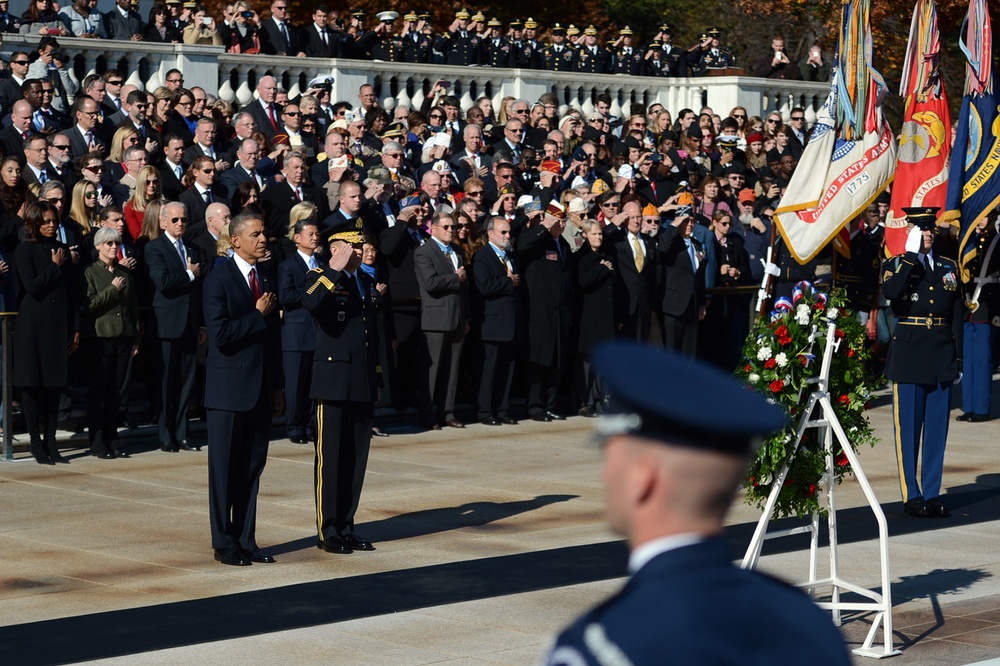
[881,208,963,518]
[612,28,642,76]
[574,27,611,74]
[305,218,382,554]
[959,217,1000,421]
[541,25,576,72]
[482,18,515,68]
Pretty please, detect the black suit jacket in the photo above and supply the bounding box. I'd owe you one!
[657,225,706,316]
[304,23,339,58]
[104,7,143,40]
[245,100,282,143]
[259,17,302,56]
[159,162,184,201]
[202,258,282,412]
[179,184,228,238]
[144,232,203,338]
[516,224,573,366]
[607,228,656,319]
[261,181,312,240]
[472,243,523,343]
[277,252,316,352]
[379,221,427,308]
[61,126,106,160]
[0,124,29,160]
[189,227,220,278]
[219,164,272,203]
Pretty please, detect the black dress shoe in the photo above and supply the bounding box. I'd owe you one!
[578,406,596,417]
[214,546,251,566]
[904,498,929,517]
[341,532,375,551]
[33,453,54,465]
[480,417,502,426]
[178,439,200,451]
[956,412,973,422]
[316,536,353,554]
[444,418,465,429]
[926,497,950,517]
[371,427,390,438]
[243,546,276,563]
[160,442,179,452]
[545,411,566,421]
[114,449,130,459]
[968,413,991,423]
[530,413,553,422]
[90,450,116,459]
[499,416,518,425]
[289,436,310,444]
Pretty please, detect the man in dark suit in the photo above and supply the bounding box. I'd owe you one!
[304,6,340,58]
[45,133,76,189]
[260,153,315,242]
[145,201,205,452]
[159,135,186,201]
[259,0,305,57]
[61,95,106,159]
[304,219,381,555]
[546,343,852,666]
[0,100,34,158]
[657,206,707,357]
[245,76,282,143]
[451,124,492,181]
[178,156,228,238]
[473,216,523,425]
[21,134,57,188]
[189,202,229,278]
[608,201,655,341]
[219,137,272,201]
[277,218,320,444]
[203,210,284,567]
[104,0,144,40]
[414,210,469,429]
[516,201,573,421]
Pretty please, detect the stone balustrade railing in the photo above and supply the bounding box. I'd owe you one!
[2,34,830,123]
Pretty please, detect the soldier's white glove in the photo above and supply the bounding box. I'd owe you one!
[905,226,923,254]
[956,372,963,385]
[761,259,780,277]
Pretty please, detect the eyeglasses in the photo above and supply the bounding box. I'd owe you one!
[284,111,301,117]
[601,201,619,207]
[201,168,215,174]
[466,190,484,196]
[80,110,99,117]
[51,143,70,150]
[716,221,731,227]
[384,152,401,158]
[437,224,455,230]
[456,223,469,229]
[790,116,805,121]
[169,217,188,223]
[429,114,443,120]
[11,60,28,66]
[766,119,779,124]
[507,128,524,134]
[513,109,529,114]
[147,179,160,184]
[41,89,54,95]
[126,136,140,143]
[167,78,184,84]
[273,5,287,9]
[106,80,123,86]
[177,101,193,107]
[732,114,746,119]
[84,165,104,172]
[84,192,97,198]
[104,240,120,246]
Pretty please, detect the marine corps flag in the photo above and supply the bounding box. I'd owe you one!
[941,0,1000,282]
[886,0,951,257]
[774,0,896,264]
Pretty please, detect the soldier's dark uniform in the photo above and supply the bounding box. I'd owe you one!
[653,25,688,77]
[371,32,405,62]
[401,28,433,63]
[305,218,382,553]
[642,42,673,78]
[482,19,515,68]
[882,208,963,518]
[612,28,643,76]
[434,10,482,66]
[574,27,611,74]
[959,217,1000,420]
[836,220,885,314]
[541,25,576,72]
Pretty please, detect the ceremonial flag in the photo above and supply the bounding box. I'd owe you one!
[942,0,1000,282]
[774,0,896,264]
[886,0,951,257]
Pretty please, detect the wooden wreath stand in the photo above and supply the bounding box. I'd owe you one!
[740,319,900,658]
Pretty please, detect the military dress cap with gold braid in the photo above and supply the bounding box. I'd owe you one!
[551,23,566,35]
[524,17,538,29]
[660,23,673,33]
[351,10,366,19]
[567,24,579,37]
[487,17,501,27]
[326,216,366,245]
[902,206,939,230]
[509,18,523,29]
[707,27,721,37]
[470,10,485,22]
[418,12,430,20]
[584,25,598,36]
[455,8,470,20]
[619,26,633,36]
[403,11,418,21]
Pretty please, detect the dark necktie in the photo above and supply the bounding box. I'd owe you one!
[268,104,278,131]
[249,266,262,299]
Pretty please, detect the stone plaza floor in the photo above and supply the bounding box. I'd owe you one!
[2,383,1000,665]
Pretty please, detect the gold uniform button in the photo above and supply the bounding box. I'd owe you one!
[929,286,934,290]
[929,300,934,304]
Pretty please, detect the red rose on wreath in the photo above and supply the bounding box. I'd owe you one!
[775,325,789,338]
[744,364,752,372]
[835,329,844,340]
[808,483,817,496]
[800,355,809,365]
[769,379,784,393]
[835,451,849,467]
[838,394,850,406]
[847,348,856,358]
[779,335,793,346]
[764,358,777,369]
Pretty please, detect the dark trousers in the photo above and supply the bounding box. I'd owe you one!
[157,333,197,445]
[86,337,130,454]
[315,400,373,541]
[390,307,423,409]
[962,322,995,416]
[619,303,651,343]
[478,339,515,419]
[282,350,314,438]
[21,386,60,457]
[575,353,603,410]
[206,388,271,550]
[528,361,560,416]
[425,327,464,422]
[892,381,951,503]
[663,309,698,357]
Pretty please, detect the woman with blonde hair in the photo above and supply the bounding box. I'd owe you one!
[496,96,515,125]
[124,166,161,243]
[280,201,318,261]
[107,127,140,164]
[68,180,99,238]
[150,86,173,133]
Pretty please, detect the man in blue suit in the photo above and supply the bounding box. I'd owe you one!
[202,210,284,567]
[546,342,851,665]
[278,218,320,444]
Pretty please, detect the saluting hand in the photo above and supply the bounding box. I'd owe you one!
[328,241,353,272]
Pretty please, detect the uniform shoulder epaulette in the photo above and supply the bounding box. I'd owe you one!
[306,270,337,295]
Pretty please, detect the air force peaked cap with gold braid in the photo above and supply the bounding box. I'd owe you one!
[326,216,366,245]
[592,342,786,454]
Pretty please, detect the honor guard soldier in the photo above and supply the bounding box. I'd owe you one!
[654,23,687,77]
[882,207,963,518]
[545,342,852,666]
[482,17,514,68]
[542,23,576,71]
[435,8,482,66]
[643,40,673,77]
[305,217,383,555]
[370,11,405,62]
[566,24,581,46]
[958,208,1000,423]
[612,27,643,75]
[521,17,543,69]
[702,27,736,69]
[574,25,611,74]
[835,202,884,317]
[400,11,432,63]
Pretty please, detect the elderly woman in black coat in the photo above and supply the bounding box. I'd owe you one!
[574,219,616,417]
[14,201,79,464]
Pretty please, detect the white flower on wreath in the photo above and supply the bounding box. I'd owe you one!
[827,307,839,321]
[775,352,788,368]
[749,373,760,383]
[757,346,773,361]
[795,304,811,326]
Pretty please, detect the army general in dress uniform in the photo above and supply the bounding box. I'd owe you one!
[882,208,963,518]
[304,217,382,554]
[541,24,576,71]
[959,208,1000,422]
[545,342,851,666]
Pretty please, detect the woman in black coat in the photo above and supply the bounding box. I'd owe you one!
[700,210,751,370]
[574,220,616,417]
[14,201,79,464]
